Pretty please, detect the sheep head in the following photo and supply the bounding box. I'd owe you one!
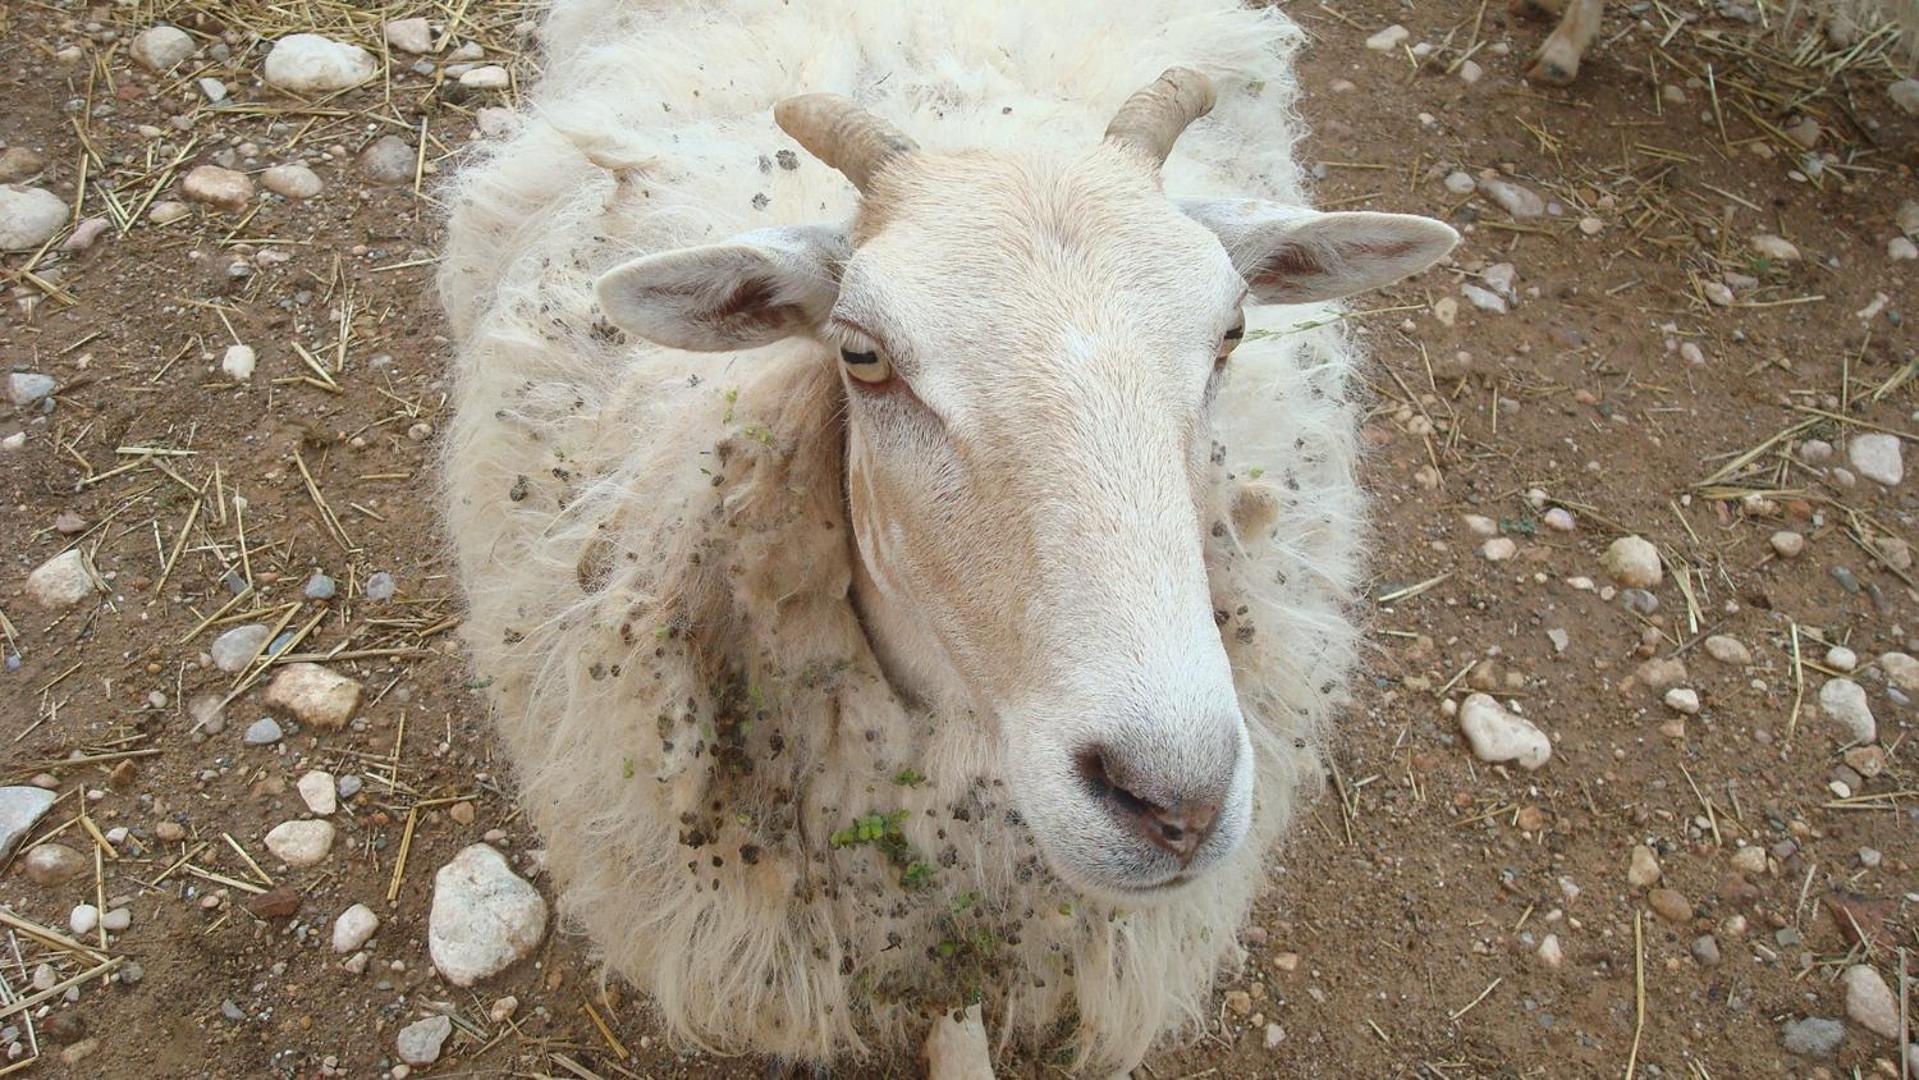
[595,71,1457,901]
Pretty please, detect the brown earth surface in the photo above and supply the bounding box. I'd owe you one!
[2,1,1916,1078]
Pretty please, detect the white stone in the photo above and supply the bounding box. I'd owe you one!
[1841,964,1900,1039]
[428,844,548,986]
[1879,651,1919,693]
[210,624,270,672]
[396,1014,451,1066]
[261,164,322,199]
[26,549,97,610]
[1536,933,1563,968]
[1628,844,1662,888]
[1891,237,1918,261]
[69,904,99,935]
[1443,171,1475,195]
[1481,537,1517,561]
[1479,177,1545,218]
[263,663,363,729]
[149,200,190,225]
[264,819,336,867]
[1461,283,1507,313]
[475,107,519,138]
[1770,530,1805,558]
[1750,234,1800,261]
[263,34,377,95]
[1462,514,1497,537]
[458,65,510,89]
[1817,678,1876,743]
[1824,645,1857,673]
[1849,433,1903,487]
[0,186,69,252]
[8,372,56,405]
[1703,635,1751,666]
[1663,688,1700,715]
[1457,694,1551,770]
[1543,507,1576,532]
[198,77,228,103]
[130,26,196,72]
[1601,535,1662,589]
[222,344,257,381]
[1365,24,1410,51]
[1730,845,1767,874]
[101,908,130,932]
[1889,78,1919,116]
[332,903,379,953]
[0,787,58,859]
[385,18,436,54]
[180,165,253,212]
[298,770,337,816]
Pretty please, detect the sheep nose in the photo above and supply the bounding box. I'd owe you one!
[1075,744,1226,866]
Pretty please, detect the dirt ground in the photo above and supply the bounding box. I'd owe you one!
[3,1,1917,1078]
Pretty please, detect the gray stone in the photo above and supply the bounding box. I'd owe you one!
[263,819,335,867]
[1781,1017,1845,1058]
[429,844,548,986]
[211,624,271,672]
[26,549,97,610]
[130,26,195,71]
[0,186,68,252]
[263,34,376,94]
[1817,678,1876,743]
[1849,433,1903,486]
[1842,964,1901,1039]
[1479,177,1544,218]
[396,1014,452,1066]
[1457,694,1550,770]
[358,137,415,185]
[8,372,57,405]
[0,787,58,859]
[303,572,336,599]
[243,717,283,745]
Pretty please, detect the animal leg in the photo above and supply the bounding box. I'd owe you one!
[762,1058,830,1080]
[1509,0,1565,17]
[1527,0,1604,84]
[923,1005,994,1080]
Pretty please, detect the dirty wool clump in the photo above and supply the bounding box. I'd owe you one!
[439,0,1369,1071]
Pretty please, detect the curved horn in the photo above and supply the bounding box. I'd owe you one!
[774,93,919,194]
[1104,67,1217,168]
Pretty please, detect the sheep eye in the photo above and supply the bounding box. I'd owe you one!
[840,346,893,385]
[1216,314,1246,366]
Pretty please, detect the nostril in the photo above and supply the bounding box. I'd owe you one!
[1074,745,1225,867]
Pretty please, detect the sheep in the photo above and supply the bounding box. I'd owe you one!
[1517,0,1919,85]
[436,1,1456,1074]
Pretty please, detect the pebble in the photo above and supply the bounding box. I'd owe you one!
[23,843,87,886]
[359,136,416,185]
[1479,177,1545,219]
[0,186,68,252]
[1578,216,1604,236]
[428,843,550,986]
[1730,845,1768,874]
[1456,694,1551,770]
[130,25,196,71]
[396,1014,452,1066]
[489,996,520,1023]
[247,885,302,919]
[1841,964,1900,1039]
[1461,284,1507,313]
[198,78,229,103]
[0,146,45,182]
[1463,514,1497,537]
[1782,1016,1845,1057]
[1481,537,1516,561]
[298,770,337,816]
[1601,535,1662,588]
[1443,171,1475,195]
[1824,645,1857,672]
[1663,688,1700,714]
[1879,651,1919,693]
[1536,933,1563,968]
[365,571,398,600]
[1619,589,1658,616]
[332,903,379,953]
[69,905,99,935]
[1627,845,1662,888]
[1817,678,1876,743]
[1546,628,1569,653]
[211,624,271,672]
[263,664,363,728]
[222,344,257,381]
[1365,24,1410,51]
[1750,234,1801,261]
[1690,934,1721,967]
[26,550,97,610]
[180,165,253,212]
[1703,281,1734,306]
[476,107,519,138]
[1543,507,1575,532]
[1891,237,1919,261]
[148,201,190,225]
[1890,78,1919,116]
[385,18,436,54]
[304,572,337,599]
[1634,656,1688,692]
[1858,846,1881,868]
[264,820,335,867]
[1648,888,1692,923]
[63,217,108,251]
[459,65,510,89]
[263,34,377,94]
[1703,635,1751,666]
[1769,530,1805,558]
[1849,433,1903,486]
[100,908,130,932]
[1800,438,1835,464]
[337,774,364,799]
[261,164,323,199]
[243,717,284,746]
[8,372,57,405]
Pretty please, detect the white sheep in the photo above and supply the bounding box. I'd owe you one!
[437,1,1456,1074]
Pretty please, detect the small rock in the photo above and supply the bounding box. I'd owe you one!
[1365,24,1410,51]
[26,549,97,610]
[263,664,363,728]
[246,885,301,919]
[0,186,68,252]
[297,770,337,816]
[1628,845,1662,888]
[63,217,109,251]
[1781,1016,1845,1058]
[263,34,377,94]
[488,996,520,1023]
[1443,171,1475,195]
[130,26,196,71]
[53,511,85,535]
[1730,846,1768,874]
[264,820,335,867]
[428,844,549,986]
[101,908,130,932]
[1703,635,1751,666]
[1619,589,1659,616]
[1663,688,1700,715]
[1690,934,1721,967]
[1479,177,1545,219]
[337,774,365,799]
[1889,78,1919,116]
[1648,888,1693,923]
[359,136,416,185]
[1634,656,1689,693]
[1770,530,1805,558]
[69,904,99,935]
[1536,933,1563,968]
[1824,645,1857,672]
[1543,507,1575,532]
[148,200,190,225]
[1858,846,1881,868]
[365,571,398,600]
[1481,537,1517,561]
[211,624,270,672]
[261,164,322,200]
[222,344,257,381]
[197,77,229,103]
[1457,694,1550,770]
[332,903,379,953]
[1461,283,1507,313]
[242,717,283,746]
[8,372,57,406]
[1703,281,1734,306]
[304,572,336,599]
[181,165,253,213]
[1750,234,1801,261]
[23,843,87,886]
[1880,652,1919,693]
[459,65,510,89]
[385,18,436,54]
[396,1014,452,1066]
[1602,535,1662,588]
[1800,439,1834,464]
[1817,678,1876,743]
[0,147,45,183]
[1849,433,1903,486]
[1841,964,1900,1039]
[1891,237,1919,261]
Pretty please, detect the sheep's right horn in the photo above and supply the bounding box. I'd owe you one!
[1104,67,1216,168]
[774,94,918,194]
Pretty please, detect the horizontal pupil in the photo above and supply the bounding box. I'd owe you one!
[1223,327,1244,340]
[841,349,879,365]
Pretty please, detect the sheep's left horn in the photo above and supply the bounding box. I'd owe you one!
[1104,67,1216,168]
[774,94,918,194]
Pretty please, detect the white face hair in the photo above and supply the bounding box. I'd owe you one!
[595,75,1457,900]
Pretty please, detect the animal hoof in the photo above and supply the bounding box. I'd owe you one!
[763,1059,830,1080]
[1508,0,1555,18]
[1525,53,1579,85]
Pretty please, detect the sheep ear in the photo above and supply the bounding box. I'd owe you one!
[1180,200,1457,305]
[594,224,848,351]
